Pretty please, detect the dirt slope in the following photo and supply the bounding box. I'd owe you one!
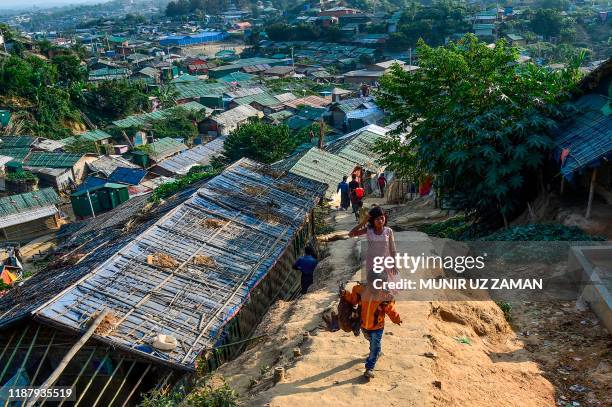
[211,204,573,407]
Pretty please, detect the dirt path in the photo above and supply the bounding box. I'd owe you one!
[215,201,601,407]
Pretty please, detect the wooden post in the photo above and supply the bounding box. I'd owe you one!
[25,309,108,407]
[586,168,598,219]
[274,367,285,383]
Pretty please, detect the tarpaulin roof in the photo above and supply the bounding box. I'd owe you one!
[108,167,148,185]
[327,124,390,171]
[555,94,612,179]
[28,158,325,369]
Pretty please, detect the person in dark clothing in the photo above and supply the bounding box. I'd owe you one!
[293,245,318,294]
[337,176,350,210]
[348,174,361,219]
[377,173,387,198]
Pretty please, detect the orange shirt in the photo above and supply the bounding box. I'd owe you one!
[342,284,401,330]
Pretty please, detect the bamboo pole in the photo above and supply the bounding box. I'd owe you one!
[91,357,125,407]
[119,364,151,407]
[586,168,598,219]
[53,348,97,407]
[3,326,40,407]
[30,332,56,386]
[0,332,16,365]
[0,325,29,383]
[74,353,110,407]
[25,309,108,407]
[106,360,137,407]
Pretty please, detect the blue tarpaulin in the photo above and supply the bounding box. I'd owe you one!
[108,167,147,186]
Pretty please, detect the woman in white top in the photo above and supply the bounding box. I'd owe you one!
[349,206,399,290]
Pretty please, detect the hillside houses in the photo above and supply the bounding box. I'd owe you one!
[0,159,326,405]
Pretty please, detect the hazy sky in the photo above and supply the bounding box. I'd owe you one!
[0,0,110,10]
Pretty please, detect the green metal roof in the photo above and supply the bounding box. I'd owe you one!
[174,81,232,100]
[288,147,356,198]
[113,102,207,128]
[23,152,84,168]
[71,182,127,197]
[0,148,31,161]
[0,188,60,217]
[0,136,36,148]
[148,138,188,161]
[234,92,282,108]
[81,129,112,142]
[89,68,130,77]
[217,72,256,83]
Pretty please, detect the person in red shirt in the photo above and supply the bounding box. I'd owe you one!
[377,173,387,198]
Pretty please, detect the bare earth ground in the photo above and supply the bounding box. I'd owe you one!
[213,199,611,407]
[181,42,246,58]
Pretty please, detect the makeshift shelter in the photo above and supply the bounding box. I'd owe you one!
[0,159,325,405]
[285,147,356,200]
[201,105,262,137]
[146,138,188,164]
[0,188,61,242]
[554,58,612,218]
[152,137,226,177]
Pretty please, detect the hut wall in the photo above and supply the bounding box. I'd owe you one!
[1,214,59,242]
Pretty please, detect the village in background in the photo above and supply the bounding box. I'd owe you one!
[0,0,610,405]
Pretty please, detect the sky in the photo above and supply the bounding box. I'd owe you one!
[0,0,110,10]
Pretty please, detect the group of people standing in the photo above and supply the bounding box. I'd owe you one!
[337,172,387,220]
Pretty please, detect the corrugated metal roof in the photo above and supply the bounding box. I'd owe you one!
[283,95,332,110]
[0,188,60,217]
[108,167,148,185]
[155,137,226,175]
[23,152,84,168]
[148,138,188,161]
[0,136,36,148]
[288,147,356,198]
[0,148,30,161]
[33,158,326,369]
[174,81,232,100]
[0,205,58,229]
[326,124,389,171]
[88,155,140,177]
[213,105,261,127]
[234,92,283,108]
[62,129,112,146]
[555,94,612,178]
[217,72,256,83]
[113,102,207,128]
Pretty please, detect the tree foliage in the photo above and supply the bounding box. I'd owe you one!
[150,107,202,141]
[82,80,150,121]
[223,119,302,163]
[375,35,581,226]
[387,1,470,50]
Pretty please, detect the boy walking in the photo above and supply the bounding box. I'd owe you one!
[340,272,401,378]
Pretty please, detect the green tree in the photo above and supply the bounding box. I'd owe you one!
[83,80,150,120]
[223,119,300,163]
[376,35,581,227]
[150,107,201,142]
[530,9,564,39]
[51,54,86,84]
